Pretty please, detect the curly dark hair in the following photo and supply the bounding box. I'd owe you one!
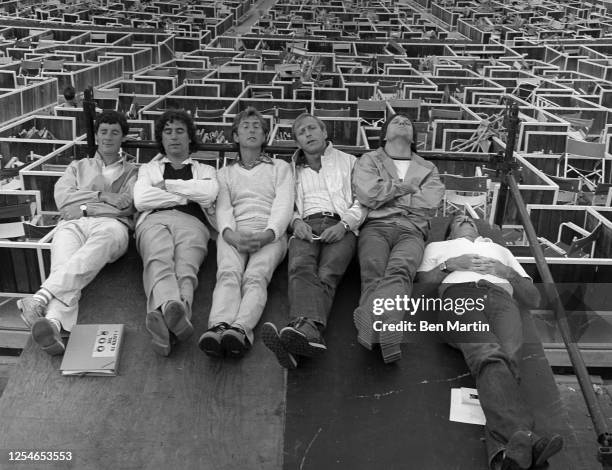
[379,112,418,153]
[154,109,198,154]
[94,110,129,136]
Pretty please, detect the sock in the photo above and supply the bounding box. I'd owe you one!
[33,288,53,305]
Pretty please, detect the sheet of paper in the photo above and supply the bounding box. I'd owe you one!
[450,387,486,426]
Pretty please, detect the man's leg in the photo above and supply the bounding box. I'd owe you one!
[441,285,534,469]
[44,218,129,331]
[354,221,393,349]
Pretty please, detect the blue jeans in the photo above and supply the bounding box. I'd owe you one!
[288,216,356,327]
[356,219,425,324]
[440,282,534,468]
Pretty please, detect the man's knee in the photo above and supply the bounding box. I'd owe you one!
[461,342,514,377]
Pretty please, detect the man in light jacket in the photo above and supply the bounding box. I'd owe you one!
[352,113,445,363]
[17,110,138,355]
[261,113,367,369]
[134,109,218,356]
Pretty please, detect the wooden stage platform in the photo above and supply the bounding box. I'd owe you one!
[0,241,576,469]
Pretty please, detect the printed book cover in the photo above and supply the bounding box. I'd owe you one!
[60,324,125,377]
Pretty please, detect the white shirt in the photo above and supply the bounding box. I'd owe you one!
[417,236,529,295]
[393,159,411,180]
[298,166,335,217]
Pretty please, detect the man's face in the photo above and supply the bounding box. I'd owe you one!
[385,115,414,144]
[162,119,191,160]
[294,117,327,156]
[450,215,479,239]
[233,115,266,150]
[96,123,125,157]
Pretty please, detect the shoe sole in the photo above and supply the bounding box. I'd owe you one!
[506,430,533,469]
[380,328,403,364]
[221,333,249,359]
[262,323,297,369]
[164,301,194,342]
[198,333,224,358]
[146,311,171,357]
[354,308,377,350]
[31,319,65,356]
[280,328,326,358]
[17,299,43,328]
[533,435,563,466]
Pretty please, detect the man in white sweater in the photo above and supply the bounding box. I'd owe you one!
[198,107,293,359]
[261,113,366,369]
[134,109,218,356]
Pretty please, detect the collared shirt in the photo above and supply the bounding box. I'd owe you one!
[297,166,335,217]
[95,151,124,187]
[417,236,529,295]
[232,153,274,170]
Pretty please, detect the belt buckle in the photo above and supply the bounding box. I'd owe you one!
[321,211,334,217]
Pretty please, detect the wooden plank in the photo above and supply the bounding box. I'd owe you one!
[0,244,286,469]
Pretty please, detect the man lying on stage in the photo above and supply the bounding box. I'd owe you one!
[417,214,563,470]
[17,110,138,355]
[261,113,366,369]
[134,109,218,356]
[198,107,293,359]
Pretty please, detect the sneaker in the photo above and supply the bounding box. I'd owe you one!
[163,300,193,342]
[532,434,563,467]
[31,318,65,356]
[146,310,171,357]
[353,308,377,351]
[17,297,47,328]
[504,430,533,470]
[279,317,326,358]
[262,322,297,369]
[221,326,251,359]
[198,323,229,358]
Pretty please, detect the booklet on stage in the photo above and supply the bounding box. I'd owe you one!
[60,324,125,377]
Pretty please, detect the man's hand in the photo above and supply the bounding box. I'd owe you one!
[472,257,513,279]
[99,192,132,209]
[60,204,85,221]
[247,230,275,250]
[398,180,419,195]
[293,219,314,242]
[319,222,346,243]
[223,230,265,253]
[446,254,487,272]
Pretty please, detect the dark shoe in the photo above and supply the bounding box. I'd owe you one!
[280,317,326,358]
[221,326,251,358]
[198,323,229,358]
[146,310,171,357]
[379,326,403,364]
[353,308,377,350]
[262,322,297,369]
[17,297,47,328]
[163,300,193,342]
[504,430,533,470]
[532,434,563,467]
[31,318,65,356]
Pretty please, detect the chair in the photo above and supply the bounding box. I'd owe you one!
[357,99,386,126]
[539,222,602,258]
[314,108,351,118]
[195,109,226,121]
[93,88,120,111]
[546,174,581,204]
[42,59,64,73]
[184,69,209,84]
[277,107,308,123]
[19,60,41,77]
[562,138,606,191]
[440,174,489,219]
[90,32,108,43]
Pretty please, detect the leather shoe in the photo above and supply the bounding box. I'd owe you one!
[533,434,563,466]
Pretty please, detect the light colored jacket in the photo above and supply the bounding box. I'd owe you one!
[292,142,367,234]
[352,147,444,237]
[133,153,219,231]
[54,153,138,230]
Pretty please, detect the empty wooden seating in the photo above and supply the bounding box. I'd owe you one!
[546,174,582,205]
[357,99,386,126]
[18,60,41,77]
[440,174,489,219]
[539,221,603,258]
[93,88,120,111]
[562,138,607,191]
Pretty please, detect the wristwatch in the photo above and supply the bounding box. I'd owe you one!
[439,261,450,273]
[80,204,87,217]
[340,221,350,232]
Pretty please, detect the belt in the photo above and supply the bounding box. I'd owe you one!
[303,211,341,221]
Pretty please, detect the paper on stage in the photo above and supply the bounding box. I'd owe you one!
[450,387,486,426]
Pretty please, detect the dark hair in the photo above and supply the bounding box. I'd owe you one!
[232,106,269,149]
[291,113,326,140]
[154,109,198,154]
[94,110,129,136]
[379,113,418,153]
[63,85,76,101]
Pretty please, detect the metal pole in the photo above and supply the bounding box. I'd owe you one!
[83,86,96,159]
